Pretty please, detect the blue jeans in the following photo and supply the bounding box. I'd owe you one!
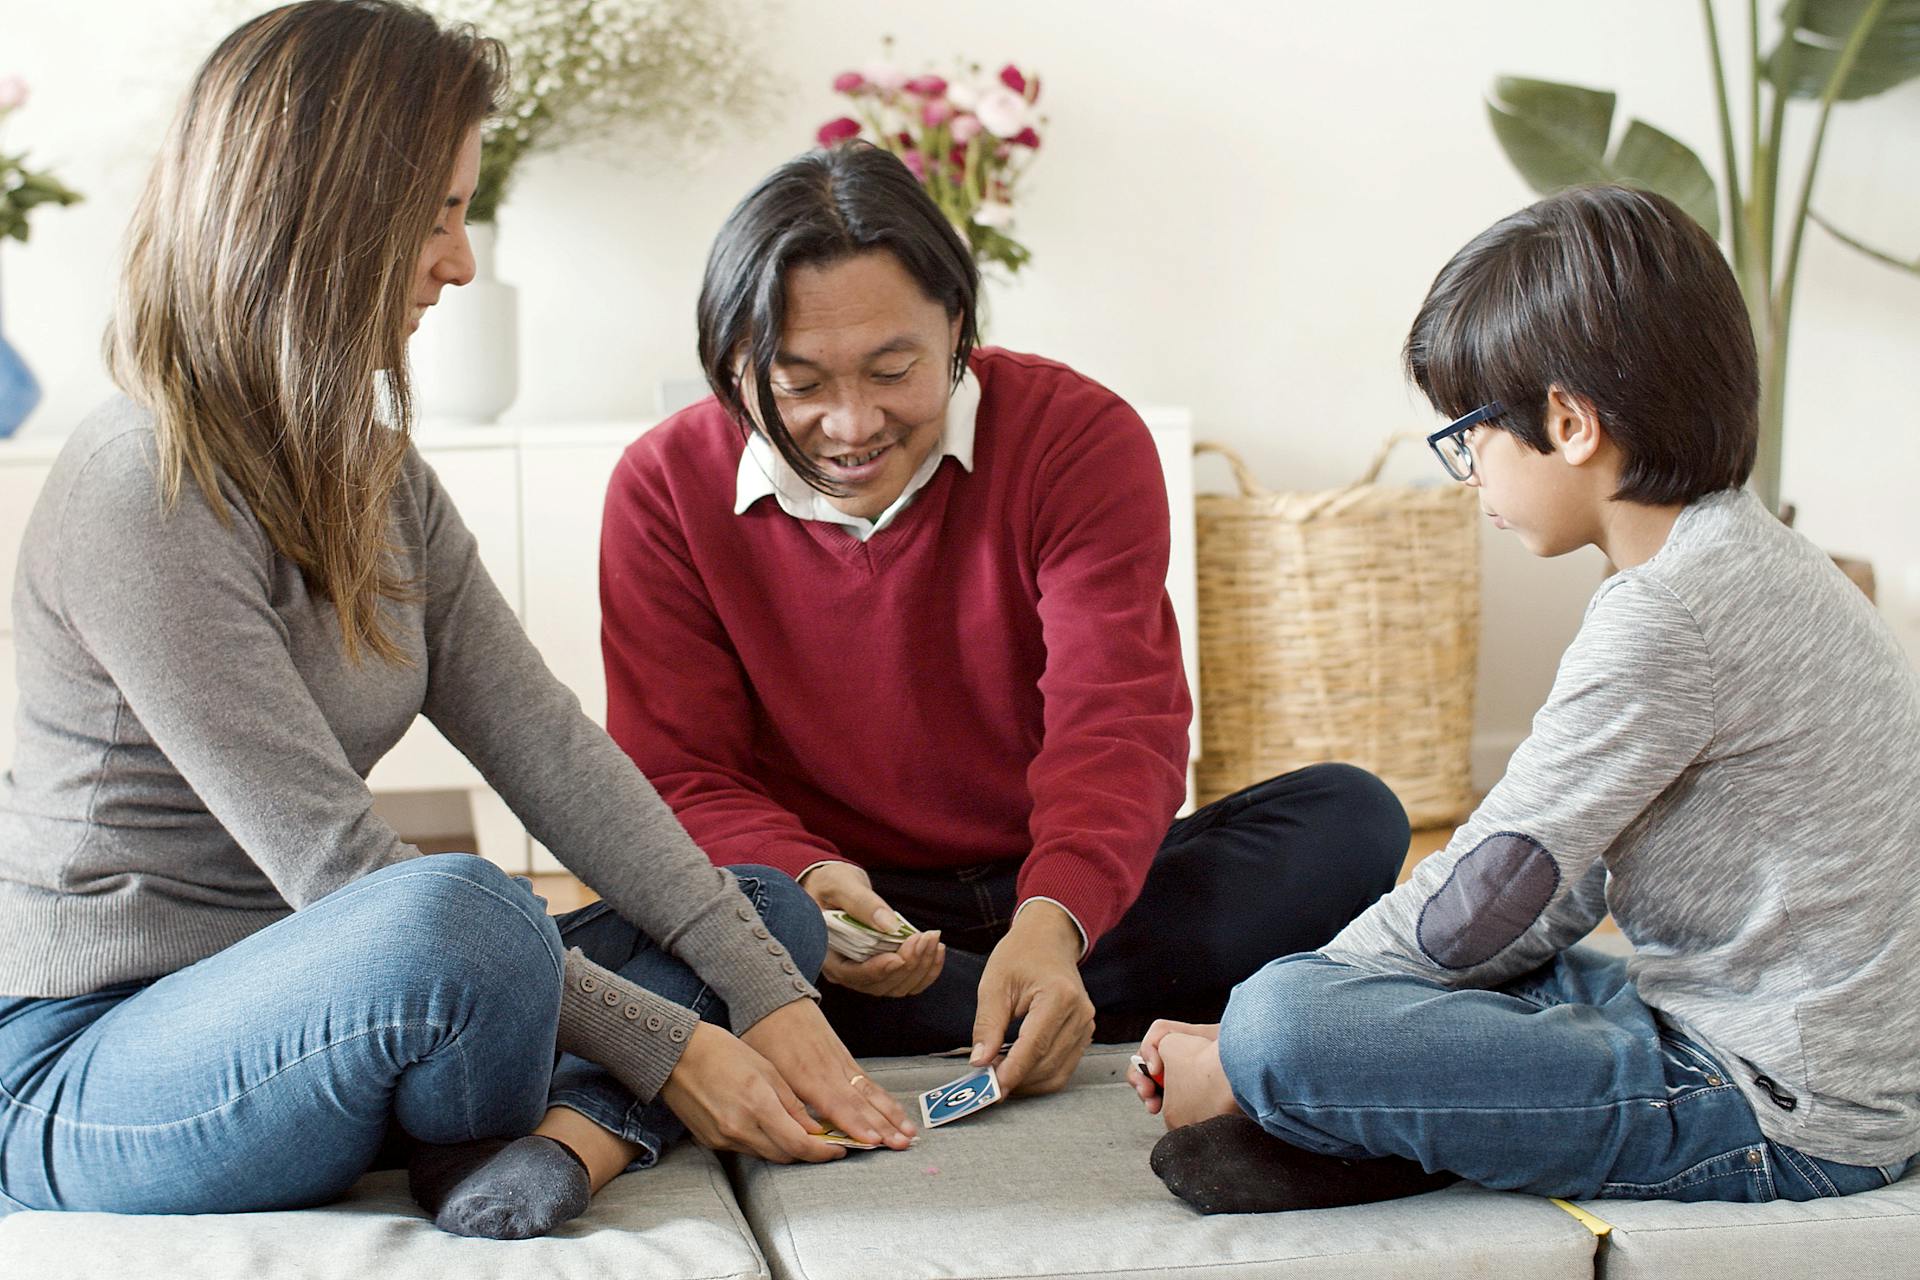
[0,853,824,1216]
[1219,947,1912,1203]
[820,763,1409,1056]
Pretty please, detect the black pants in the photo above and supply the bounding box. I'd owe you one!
[819,762,1410,1056]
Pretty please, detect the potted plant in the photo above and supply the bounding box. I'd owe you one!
[1482,0,1918,588]
[409,0,765,422]
[0,73,83,437]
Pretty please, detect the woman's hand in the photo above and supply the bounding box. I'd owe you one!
[1129,1019,1220,1115]
[801,862,945,997]
[658,1023,844,1163]
[739,999,918,1149]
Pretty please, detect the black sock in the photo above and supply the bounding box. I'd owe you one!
[408,1135,593,1240]
[1151,1114,1458,1214]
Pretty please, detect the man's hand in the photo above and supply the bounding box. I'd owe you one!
[800,862,945,997]
[970,900,1094,1095]
[658,1023,843,1163]
[739,999,918,1149]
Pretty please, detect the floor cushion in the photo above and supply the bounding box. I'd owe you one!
[1573,1164,1920,1280]
[0,1141,768,1280]
[731,1047,1601,1280]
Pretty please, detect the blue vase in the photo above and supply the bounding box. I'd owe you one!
[0,287,41,438]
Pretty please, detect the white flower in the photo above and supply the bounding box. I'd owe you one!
[946,80,979,111]
[975,86,1028,138]
[973,200,1015,229]
[0,75,29,113]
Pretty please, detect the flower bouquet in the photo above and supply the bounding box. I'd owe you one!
[420,0,765,222]
[817,48,1044,276]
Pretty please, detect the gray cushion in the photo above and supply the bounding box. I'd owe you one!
[0,1143,767,1280]
[1576,1165,1920,1280]
[732,1048,1600,1280]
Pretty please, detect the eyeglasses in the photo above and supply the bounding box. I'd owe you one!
[1426,401,1504,482]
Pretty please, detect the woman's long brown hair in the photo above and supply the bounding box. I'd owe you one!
[108,1,505,663]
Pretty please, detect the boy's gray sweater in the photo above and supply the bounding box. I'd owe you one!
[1326,487,1920,1166]
[1,400,814,1063]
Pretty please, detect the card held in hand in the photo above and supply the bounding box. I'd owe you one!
[919,1064,1003,1129]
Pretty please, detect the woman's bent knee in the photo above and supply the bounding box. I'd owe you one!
[322,853,563,988]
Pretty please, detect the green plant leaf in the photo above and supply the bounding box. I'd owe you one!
[1612,121,1722,236]
[1486,77,1721,237]
[1768,0,1920,100]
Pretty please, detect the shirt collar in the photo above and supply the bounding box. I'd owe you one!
[733,369,980,538]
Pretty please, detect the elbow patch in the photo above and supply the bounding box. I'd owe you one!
[1416,833,1560,970]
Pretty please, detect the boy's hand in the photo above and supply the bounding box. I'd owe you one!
[1156,1031,1241,1131]
[1130,1019,1218,1114]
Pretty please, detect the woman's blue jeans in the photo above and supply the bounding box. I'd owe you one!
[0,853,825,1216]
[1219,947,1911,1203]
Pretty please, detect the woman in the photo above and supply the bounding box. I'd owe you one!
[0,0,912,1241]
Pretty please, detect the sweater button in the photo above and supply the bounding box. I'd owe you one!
[737,906,754,921]
[752,925,770,940]
[580,976,599,993]
[781,961,797,975]
[645,1014,665,1032]
[603,990,621,1007]
[767,942,783,955]
[622,1004,641,1021]
[792,978,810,992]
[669,1025,689,1044]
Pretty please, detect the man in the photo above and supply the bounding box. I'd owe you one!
[600,144,1407,1096]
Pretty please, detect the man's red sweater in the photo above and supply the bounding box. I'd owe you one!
[599,348,1190,945]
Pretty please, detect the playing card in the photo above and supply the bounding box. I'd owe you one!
[918,1065,1003,1129]
[822,907,918,961]
[1129,1053,1162,1098]
[817,1127,886,1150]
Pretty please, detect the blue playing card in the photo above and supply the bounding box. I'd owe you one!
[919,1065,1003,1129]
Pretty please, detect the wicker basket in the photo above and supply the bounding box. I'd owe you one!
[1193,437,1480,828]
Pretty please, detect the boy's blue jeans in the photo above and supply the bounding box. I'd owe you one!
[1219,947,1912,1203]
[0,853,825,1216]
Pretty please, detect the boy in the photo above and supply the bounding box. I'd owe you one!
[1132,185,1920,1214]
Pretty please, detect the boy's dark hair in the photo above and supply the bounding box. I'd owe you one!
[697,142,980,495]
[1404,184,1758,506]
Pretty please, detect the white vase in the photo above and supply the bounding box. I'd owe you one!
[409,222,518,425]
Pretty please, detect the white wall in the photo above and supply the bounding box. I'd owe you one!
[6,0,1917,789]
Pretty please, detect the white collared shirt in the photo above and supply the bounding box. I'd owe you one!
[733,371,981,542]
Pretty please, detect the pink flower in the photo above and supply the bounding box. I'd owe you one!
[863,61,908,93]
[900,149,928,181]
[832,71,867,94]
[998,64,1026,95]
[1010,126,1041,149]
[816,116,862,148]
[950,114,983,144]
[0,75,28,112]
[975,86,1029,138]
[904,74,948,98]
[921,98,955,127]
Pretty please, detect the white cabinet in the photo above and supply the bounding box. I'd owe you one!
[2,414,1199,873]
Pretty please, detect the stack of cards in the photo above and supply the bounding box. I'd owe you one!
[822,907,919,961]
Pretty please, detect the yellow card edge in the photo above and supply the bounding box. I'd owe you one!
[1548,1198,1614,1238]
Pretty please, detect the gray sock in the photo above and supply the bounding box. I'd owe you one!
[410,1135,592,1240]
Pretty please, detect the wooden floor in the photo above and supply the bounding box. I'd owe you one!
[445,824,1620,944]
